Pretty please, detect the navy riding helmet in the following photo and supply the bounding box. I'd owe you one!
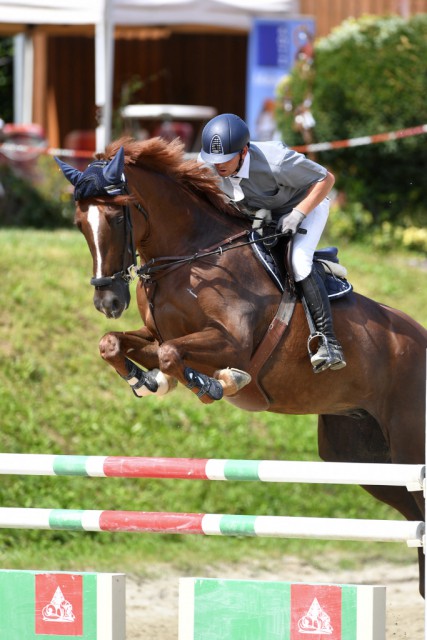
[200,113,250,164]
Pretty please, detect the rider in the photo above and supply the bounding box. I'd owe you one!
[199,113,346,373]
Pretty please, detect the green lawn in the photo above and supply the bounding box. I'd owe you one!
[0,229,425,573]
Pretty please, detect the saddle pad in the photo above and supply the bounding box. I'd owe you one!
[250,230,284,292]
[249,231,353,300]
[322,270,353,299]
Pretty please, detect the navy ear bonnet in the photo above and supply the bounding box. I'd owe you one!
[55,146,126,201]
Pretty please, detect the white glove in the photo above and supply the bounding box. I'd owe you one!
[252,208,272,231]
[278,208,306,236]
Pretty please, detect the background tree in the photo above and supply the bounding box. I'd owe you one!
[275,15,427,241]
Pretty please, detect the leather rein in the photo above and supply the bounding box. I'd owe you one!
[136,228,286,282]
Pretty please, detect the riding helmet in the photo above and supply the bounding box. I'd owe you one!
[200,113,250,164]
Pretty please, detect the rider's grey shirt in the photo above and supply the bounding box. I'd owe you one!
[202,141,328,221]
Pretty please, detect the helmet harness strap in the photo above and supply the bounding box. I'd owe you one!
[231,147,247,176]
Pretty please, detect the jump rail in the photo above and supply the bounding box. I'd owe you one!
[0,508,423,546]
[0,453,425,547]
[0,454,424,491]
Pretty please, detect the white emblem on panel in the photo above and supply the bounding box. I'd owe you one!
[298,597,333,634]
[42,586,76,623]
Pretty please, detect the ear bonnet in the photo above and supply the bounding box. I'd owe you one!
[55,146,126,200]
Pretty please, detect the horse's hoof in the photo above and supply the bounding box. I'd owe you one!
[215,368,252,395]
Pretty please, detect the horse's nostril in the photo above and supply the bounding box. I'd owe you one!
[93,280,129,318]
[111,298,120,311]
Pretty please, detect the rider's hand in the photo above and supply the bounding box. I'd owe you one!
[278,209,306,236]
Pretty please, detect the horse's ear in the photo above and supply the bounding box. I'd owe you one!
[103,146,125,184]
[54,156,82,186]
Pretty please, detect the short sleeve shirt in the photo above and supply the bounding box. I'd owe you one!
[212,141,328,221]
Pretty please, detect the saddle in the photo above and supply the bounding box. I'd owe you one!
[249,230,353,299]
[227,233,353,412]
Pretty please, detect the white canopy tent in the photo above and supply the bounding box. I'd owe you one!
[0,0,298,149]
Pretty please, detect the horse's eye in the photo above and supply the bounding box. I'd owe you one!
[111,215,124,226]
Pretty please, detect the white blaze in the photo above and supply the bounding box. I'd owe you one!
[87,205,103,278]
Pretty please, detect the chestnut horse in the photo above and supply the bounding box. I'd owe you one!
[57,137,426,594]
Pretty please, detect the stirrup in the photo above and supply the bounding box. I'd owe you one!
[307,333,346,373]
[307,332,328,364]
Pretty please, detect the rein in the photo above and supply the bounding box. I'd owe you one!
[136,228,291,281]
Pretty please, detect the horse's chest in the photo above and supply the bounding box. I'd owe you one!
[139,284,206,340]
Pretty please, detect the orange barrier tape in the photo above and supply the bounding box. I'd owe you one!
[292,124,427,152]
[0,143,94,160]
[1,123,426,161]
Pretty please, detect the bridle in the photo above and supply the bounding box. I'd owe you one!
[89,192,148,290]
[89,187,296,288]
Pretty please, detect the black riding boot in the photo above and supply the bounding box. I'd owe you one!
[298,267,346,373]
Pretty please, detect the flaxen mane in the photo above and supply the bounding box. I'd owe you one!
[100,136,247,219]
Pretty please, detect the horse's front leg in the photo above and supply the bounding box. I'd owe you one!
[99,327,177,397]
[157,328,252,404]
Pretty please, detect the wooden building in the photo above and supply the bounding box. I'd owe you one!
[1,0,426,149]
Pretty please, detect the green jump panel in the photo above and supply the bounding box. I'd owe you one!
[179,577,386,640]
[0,570,125,640]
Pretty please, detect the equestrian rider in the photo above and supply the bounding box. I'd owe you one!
[199,113,346,373]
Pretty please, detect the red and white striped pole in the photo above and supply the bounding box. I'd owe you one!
[1,124,427,160]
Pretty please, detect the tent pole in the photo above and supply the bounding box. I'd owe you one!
[95,0,114,151]
[13,31,34,124]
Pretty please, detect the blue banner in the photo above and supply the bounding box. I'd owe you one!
[246,18,315,141]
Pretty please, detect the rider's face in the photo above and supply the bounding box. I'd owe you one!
[213,146,248,178]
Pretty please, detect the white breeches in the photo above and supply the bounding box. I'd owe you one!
[291,197,330,282]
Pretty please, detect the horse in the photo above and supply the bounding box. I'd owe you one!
[56,136,427,595]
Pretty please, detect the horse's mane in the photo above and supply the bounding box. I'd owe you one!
[99,136,248,220]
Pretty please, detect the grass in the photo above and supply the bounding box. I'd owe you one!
[0,228,425,574]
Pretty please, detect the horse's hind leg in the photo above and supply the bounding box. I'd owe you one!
[318,413,425,598]
[98,327,177,397]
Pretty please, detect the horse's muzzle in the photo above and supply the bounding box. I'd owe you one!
[92,279,131,319]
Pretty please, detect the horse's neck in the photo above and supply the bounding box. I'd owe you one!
[130,168,247,259]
